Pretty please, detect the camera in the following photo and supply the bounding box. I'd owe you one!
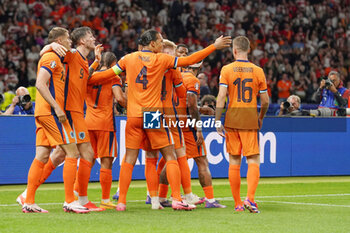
[18,94,31,107]
[322,76,333,88]
[283,101,291,109]
[336,108,350,116]
[208,104,215,111]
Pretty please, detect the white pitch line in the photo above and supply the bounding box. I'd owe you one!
[256,193,350,199]
[2,193,350,207]
[216,193,350,201]
[259,200,350,208]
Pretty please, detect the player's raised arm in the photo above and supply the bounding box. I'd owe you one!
[88,69,117,84]
[88,51,122,84]
[176,36,232,67]
[88,44,103,78]
[40,42,68,57]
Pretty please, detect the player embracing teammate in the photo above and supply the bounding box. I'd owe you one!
[113,29,231,211]
[18,26,268,213]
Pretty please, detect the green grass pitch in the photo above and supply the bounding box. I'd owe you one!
[1,177,350,233]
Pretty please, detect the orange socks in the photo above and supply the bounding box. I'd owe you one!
[145,158,159,197]
[63,157,78,203]
[165,160,181,201]
[77,158,92,197]
[247,163,260,202]
[177,156,192,194]
[157,156,166,176]
[118,161,134,204]
[25,159,45,204]
[229,164,242,206]
[158,184,169,198]
[100,168,112,200]
[203,186,214,200]
[39,157,56,184]
[73,170,79,193]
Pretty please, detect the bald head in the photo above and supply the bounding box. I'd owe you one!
[16,87,29,96]
[197,73,207,86]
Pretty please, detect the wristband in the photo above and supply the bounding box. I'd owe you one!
[90,60,99,71]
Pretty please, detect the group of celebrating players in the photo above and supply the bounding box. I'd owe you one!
[15,26,269,214]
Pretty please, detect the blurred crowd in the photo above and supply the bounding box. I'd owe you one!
[0,0,350,109]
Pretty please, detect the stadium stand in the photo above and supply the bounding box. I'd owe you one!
[0,0,349,108]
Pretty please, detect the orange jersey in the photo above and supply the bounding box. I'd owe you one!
[177,71,200,132]
[63,49,89,113]
[219,60,267,129]
[161,68,186,117]
[35,52,65,117]
[115,45,216,117]
[85,71,122,132]
[116,50,177,117]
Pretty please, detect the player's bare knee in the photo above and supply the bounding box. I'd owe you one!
[101,157,113,170]
[145,150,158,159]
[175,147,186,158]
[247,154,260,165]
[77,142,94,162]
[159,145,176,161]
[125,148,139,165]
[51,151,66,166]
[35,146,51,163]
[35,153,50,163]
[194,156,209,169]
[60,143,79,159]
[229,154,242,165]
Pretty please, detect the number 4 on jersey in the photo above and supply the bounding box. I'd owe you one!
[136,66,148,89]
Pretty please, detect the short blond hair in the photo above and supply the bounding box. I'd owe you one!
[287,95,301,105]
[232,36,250,53]
[163,39,177,49]
[48,27,69,43]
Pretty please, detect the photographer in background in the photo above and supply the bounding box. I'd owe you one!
[311,71,349,116]
[3,87,35,115]
[276,95,302,116]
[200,94,216,115]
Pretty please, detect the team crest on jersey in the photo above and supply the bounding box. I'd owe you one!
[195,83,199,90]
[70,131,75,138]
[50,61,56,68]
[79,132,85,140]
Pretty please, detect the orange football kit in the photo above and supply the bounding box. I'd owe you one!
[35,52,76,147]
[219,60,267,156]
[177,71,207,158]
[86,71,122,158]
